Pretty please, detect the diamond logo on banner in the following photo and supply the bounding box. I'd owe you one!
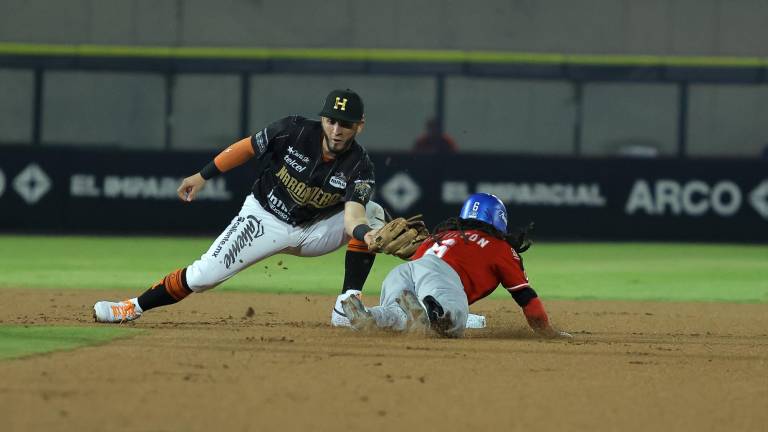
[381,172,421,213]
[13,163,51,205]
[749,180,768,220]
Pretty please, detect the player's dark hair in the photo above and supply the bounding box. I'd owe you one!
[505,222,534,253]
[432,218,534,253]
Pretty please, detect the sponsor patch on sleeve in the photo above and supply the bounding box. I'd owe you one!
[252,128,268,155]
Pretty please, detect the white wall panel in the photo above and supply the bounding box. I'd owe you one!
[171,74,241,150]
[581,83,678,156]
[42,71,165,149]
[688,85,768,157]
[444,78,575,154]
[0,69,34,145]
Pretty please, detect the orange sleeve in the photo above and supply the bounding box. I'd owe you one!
[213,138,255,173]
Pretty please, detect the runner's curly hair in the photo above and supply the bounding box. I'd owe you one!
[431,218,534,253]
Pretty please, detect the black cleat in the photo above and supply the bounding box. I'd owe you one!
[422,295,455,337]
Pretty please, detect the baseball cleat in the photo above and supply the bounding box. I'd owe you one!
[93,299,142,323]
[422,295,455,337]
[340,294,375,331]
[331,290,362,328]
[330,308,350,327]
[395,290,429,332]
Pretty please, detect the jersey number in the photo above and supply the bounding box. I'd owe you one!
[425,239,456,258]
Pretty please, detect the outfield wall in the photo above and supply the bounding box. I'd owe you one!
[4,47,768,158]
[1,147,766,242]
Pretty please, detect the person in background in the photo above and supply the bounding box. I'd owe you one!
[412,118,458,154]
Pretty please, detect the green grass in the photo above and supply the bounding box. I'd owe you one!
[0,235,766,303]
[523,243,768,302]
[0,326,139,360]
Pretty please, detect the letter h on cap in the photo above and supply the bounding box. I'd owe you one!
[334,97,348,111]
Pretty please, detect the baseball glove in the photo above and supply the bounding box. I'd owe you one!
[370,214,430,259]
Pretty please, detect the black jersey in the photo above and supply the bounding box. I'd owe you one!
[248,116,375,226]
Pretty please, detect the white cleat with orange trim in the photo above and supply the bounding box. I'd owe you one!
[93,299,143,323]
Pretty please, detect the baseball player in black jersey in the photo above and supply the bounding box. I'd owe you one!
[93,89,387,323]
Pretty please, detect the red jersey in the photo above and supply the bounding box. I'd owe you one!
[411,230,529,304]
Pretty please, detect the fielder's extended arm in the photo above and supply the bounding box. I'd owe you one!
[177,137,255,202]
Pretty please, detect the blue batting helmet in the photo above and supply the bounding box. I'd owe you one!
[459,193,508,233]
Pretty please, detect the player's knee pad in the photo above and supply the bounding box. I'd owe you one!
[423,295,462,338]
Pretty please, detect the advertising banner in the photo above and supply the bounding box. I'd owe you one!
[1,147,766,241]
[373,154,768,242]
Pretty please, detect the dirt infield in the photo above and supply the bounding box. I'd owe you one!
[1,289,766,432]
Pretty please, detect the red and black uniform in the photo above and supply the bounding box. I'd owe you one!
[412,230,529,303]
[412,229,551,330]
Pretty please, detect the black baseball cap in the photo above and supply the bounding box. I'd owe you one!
[318,89,364,122]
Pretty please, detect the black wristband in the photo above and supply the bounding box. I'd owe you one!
[200,161,222,180]
[510,287,538,307]
[352,224,373,242]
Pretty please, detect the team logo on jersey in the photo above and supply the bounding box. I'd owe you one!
[334,97,348,111]
[275,165,342,208]
[353,180,373,203]
[329,171,347,189]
